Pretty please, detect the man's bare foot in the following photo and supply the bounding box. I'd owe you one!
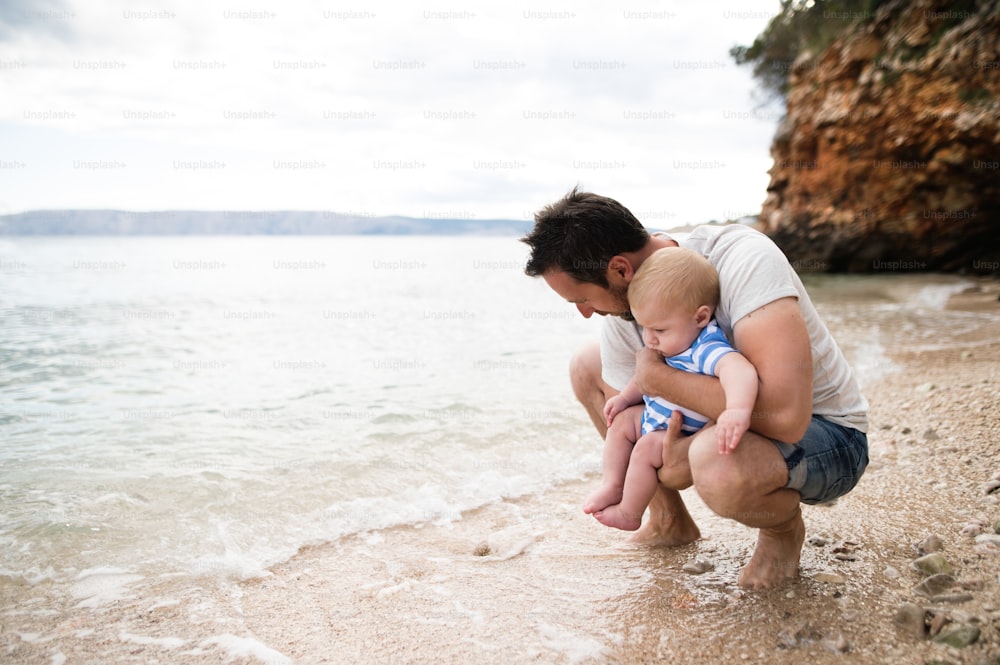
[629,487,701,546]
[737,506,805,589]
[583,484,623,515]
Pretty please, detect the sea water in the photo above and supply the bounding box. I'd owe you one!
[0,235,985,614]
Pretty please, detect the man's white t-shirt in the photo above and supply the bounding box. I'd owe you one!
[600,224,869,434]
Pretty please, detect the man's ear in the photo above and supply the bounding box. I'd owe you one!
[606,255,635,284]
[694,305,712,328]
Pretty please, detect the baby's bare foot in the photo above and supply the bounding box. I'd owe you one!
[583,485,623,515]
[593,505,643,531]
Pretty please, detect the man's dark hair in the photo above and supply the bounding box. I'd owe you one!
[521,187,650,287]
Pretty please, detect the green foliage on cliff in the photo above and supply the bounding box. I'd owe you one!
[730,0,891,98]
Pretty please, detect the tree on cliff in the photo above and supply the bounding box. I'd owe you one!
[731,0,894,98]
[728,0,998,273]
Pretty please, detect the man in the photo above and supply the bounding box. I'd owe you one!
[521,187,869,589]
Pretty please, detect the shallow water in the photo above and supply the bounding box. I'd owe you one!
[0,235,994,661]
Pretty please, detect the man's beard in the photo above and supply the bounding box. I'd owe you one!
[602,284,633,321]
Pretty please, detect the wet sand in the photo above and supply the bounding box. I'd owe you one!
[3,279,998,664]
[236,278,1000,664]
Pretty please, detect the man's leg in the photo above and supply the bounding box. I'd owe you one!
[630,484,702,546]
[570,344,699,547]
[629,412,699,546]
[687,426,803,589]
[569,341,614,437]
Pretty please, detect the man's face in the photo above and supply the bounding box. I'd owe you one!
[542,270,631,319]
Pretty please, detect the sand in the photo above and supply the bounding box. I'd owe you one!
[235,278,1000,664]
[3,278,999,664]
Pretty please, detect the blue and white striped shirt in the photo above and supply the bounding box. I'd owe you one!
[641,319,736,436]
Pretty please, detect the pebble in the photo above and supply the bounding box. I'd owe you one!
[933,623,980,648]
[916,382,936,392]
[961,520,986,537]
[940,609,973,624]
[682,559,715,575]
[914,573,955,598]
[976,544,1000,555]
[777,627,803,649]
[924,428,940,440]
[929,610,949,637]
[777,624,832,649]
[912,553,952,576]
[893,602,926,639]
[807,535,829,547]
[985,479,1000,495]
[975,534,1000,547]
[929,593,975,604]
[822,632,850,654]
[915,534,944,554]
[884,565,901,579]
[813,570,846,584]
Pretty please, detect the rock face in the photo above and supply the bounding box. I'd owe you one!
[758,0,1000,273]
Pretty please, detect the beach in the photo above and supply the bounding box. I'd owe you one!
[236,282,1000,664]
[3,270,998,664]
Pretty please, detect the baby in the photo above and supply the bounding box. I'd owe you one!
[584,247,760,531]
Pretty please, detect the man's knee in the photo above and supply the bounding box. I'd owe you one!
[689,429,755,514]
[569,341,604,400]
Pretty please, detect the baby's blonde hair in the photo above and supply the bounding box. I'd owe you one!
[628,247,720,314]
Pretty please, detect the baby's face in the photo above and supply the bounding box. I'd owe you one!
[632,303,705,357]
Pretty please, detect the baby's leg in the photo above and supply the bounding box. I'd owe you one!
[584,405,645,514]
[594,429,666,531]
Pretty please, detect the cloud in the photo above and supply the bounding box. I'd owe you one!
[0,0,782,222]
[0,0,77,42]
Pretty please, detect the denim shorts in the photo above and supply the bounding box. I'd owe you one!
[771,416,869,505]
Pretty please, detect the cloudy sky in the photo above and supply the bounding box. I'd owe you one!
[0,0,784,223]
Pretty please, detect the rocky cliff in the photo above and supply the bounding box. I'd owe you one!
[757,0,999,273]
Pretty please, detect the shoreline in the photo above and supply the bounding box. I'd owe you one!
[235,278,1000,664]
[2,278,998,664]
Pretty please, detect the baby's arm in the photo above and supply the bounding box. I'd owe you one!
[714,352,759,454]
[604,379,644,427]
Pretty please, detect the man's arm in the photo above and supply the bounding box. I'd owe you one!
[632,297,812,443]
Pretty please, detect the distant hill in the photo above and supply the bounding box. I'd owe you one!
[0,210,534,236]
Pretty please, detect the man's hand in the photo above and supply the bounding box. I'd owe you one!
[715,407,752,454]
[656,410,691,487]
[632,347,666,396]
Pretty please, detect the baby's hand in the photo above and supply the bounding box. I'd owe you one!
[603,395,629,427]
[716,408,752,454]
